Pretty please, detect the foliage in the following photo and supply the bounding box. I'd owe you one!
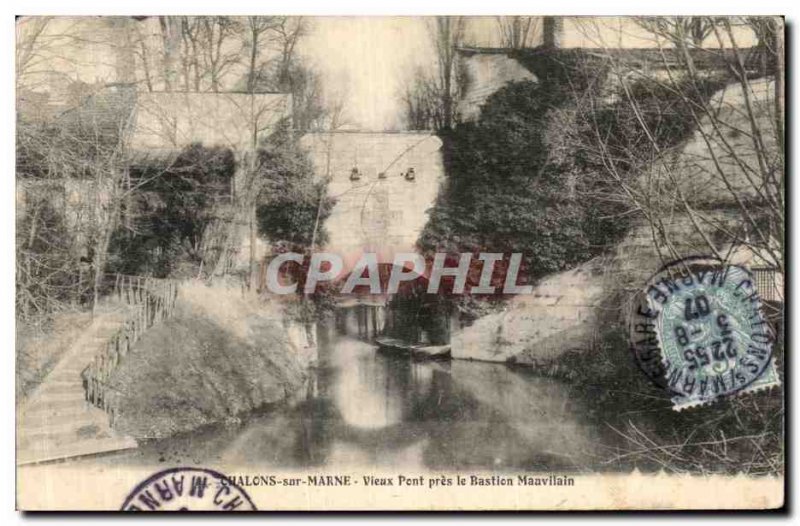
[16,194,87,319]
[552,327,783,475]
[107,144,236,278]
[253,126,336,319]
[419,79,610,286]
[575,74,729,174]
[421,51,730,293]
[255,127,334,249]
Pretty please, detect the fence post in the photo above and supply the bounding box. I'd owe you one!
[84,276,179,413]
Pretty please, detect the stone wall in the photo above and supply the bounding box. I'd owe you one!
[451,260,606,364]
[450,212,754,366]
[129,92,291,159]
[300,132,445,271]
[457,50,537,121]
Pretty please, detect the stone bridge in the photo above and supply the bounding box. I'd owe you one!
[295,131,446,337]
[300,131,444,272]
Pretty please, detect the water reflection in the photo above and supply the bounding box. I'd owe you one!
[121,321,611,472]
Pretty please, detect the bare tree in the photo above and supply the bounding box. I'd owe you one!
[158,16,181,90]
[16,17,90,93]
[178,17,203,91]
[271,17,308,88]
[16,17,52,88]
[17,88,137,316]
[496,16,538,49]
[198,16,242,91]
[746,16,784,147]
[131,23,156,92]
[636,16,720,47]
[431,16,465,130]
[399,17,465,131]
[570,17,784,283]
[243,16,280,93]
[156,16,242,92]
[400,68,438,130]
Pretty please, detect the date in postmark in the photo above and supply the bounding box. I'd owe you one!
[121,467,257,511]
[630,257,780,410]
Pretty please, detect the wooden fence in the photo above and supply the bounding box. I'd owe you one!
[83,274,179,423]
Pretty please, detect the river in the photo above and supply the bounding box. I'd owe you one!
[99,321,623,473]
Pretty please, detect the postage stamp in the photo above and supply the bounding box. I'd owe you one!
[630,257,780,410]
[121,467,257,511]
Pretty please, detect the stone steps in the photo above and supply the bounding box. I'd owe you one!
[46,369,87,383]
[28,392,85,404]
[18,419,110,450]
[18,412,109,442]
[17,435,138,466]
[17,310,138,465]
[22,400,97,425]
[34,384,85,398]
[18,406,108,435]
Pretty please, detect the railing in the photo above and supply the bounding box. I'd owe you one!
[82,274,179,423]
[751,267,782,303]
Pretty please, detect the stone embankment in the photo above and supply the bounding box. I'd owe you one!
[108,282,316,439]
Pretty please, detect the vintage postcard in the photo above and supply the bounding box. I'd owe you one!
[15,14,784,511]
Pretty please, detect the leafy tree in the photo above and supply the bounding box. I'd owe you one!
[419,80,608,284]
[255,126,334,249]
[108,145,235,278]
[421,55,730,290]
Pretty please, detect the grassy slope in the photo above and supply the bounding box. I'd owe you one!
[109,283,310,439]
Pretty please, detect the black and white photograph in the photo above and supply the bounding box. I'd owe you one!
[11,11,786,511]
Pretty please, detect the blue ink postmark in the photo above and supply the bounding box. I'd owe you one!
[631,257,780,409]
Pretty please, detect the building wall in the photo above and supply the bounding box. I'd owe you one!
[458,51,537,121]
[129,92,291,156]
[300,132,445,271]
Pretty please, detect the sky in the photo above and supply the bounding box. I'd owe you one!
[18,16,759,130]
[300,17,432,130]
[299,16,757,129]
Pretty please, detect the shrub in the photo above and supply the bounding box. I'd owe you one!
[256,127,334,248]
[107,144,235,278]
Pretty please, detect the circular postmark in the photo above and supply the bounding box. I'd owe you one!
[121,467,257,511]
[630,257,776,407]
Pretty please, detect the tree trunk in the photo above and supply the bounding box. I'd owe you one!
[159,16,181,91]
[248,31,259,93]
[774,20,785,160]
[249,204,257,290]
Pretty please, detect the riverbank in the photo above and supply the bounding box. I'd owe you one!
[108,281,314,440]
[513,327,784,476]
[77,332,614,471]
